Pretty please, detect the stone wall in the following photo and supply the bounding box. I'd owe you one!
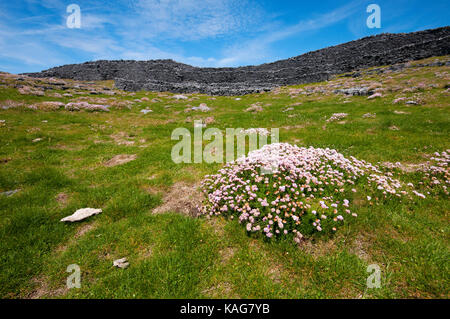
[24,26,450,95]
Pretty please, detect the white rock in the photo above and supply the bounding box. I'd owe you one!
[61,208,102,222]
[140,109,153,114]
[192,103,210,112]
[113,257,129,269]
[173,94,188,100]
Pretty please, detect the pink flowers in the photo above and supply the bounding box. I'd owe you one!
[200,143,431,243]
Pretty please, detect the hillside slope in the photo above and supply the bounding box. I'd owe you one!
[23,26,450,95]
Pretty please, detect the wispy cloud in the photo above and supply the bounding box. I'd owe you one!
[217,0,365,66]
[128,0,264,40]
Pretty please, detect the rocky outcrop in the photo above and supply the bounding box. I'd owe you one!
[23,26,450,95]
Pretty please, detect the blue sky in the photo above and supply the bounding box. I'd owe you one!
[0,0,449,73]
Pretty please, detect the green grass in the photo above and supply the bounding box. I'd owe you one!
[0,56,449,298]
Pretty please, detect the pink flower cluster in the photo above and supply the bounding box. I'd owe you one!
[200,143,423,242]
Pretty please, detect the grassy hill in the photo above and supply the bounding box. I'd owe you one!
[0,56,448,299]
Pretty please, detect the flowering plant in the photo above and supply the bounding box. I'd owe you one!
[200,143,428,242]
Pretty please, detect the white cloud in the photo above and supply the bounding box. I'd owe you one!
[216,0,365,66]
[127,0,264,40]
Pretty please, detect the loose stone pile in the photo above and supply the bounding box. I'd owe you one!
[24,27,450,95]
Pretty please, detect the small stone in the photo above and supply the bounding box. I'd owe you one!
[191,103,210,112]
[0,189,20,197]
[140,108,153,114]
[173,94,188,100]
[367,93,382,99]
[362,113,376,118]
[32,138,43,143]
[113,258,129,269]
[61,208,102,222]
[245,103,263,113]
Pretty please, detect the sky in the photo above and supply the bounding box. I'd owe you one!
[0,0,449,74]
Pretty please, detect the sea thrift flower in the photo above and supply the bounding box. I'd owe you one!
[200,143,431,240]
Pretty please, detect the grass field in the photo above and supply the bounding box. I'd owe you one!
[0,56,449,299]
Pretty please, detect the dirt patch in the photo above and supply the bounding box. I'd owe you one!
[75,223,97,238]
[349,234,371,262]
[27,276,68,299]
[0,157,11,164]
[205,217,227,237]
[104,154,137,167]
[219,247,236,264]
[282,124,307,130]
[56,222,98,253]
[299,238,338,259]
[152,182,203,217]
[56,192,69,206]
[202,282,238,298]
[110,132,135,146]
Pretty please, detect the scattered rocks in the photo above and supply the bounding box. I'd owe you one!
[362,113,376,118]
[334,87,372,96]
[389,126,400,131]
[32,138,43,143]
[60,208,102,222]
